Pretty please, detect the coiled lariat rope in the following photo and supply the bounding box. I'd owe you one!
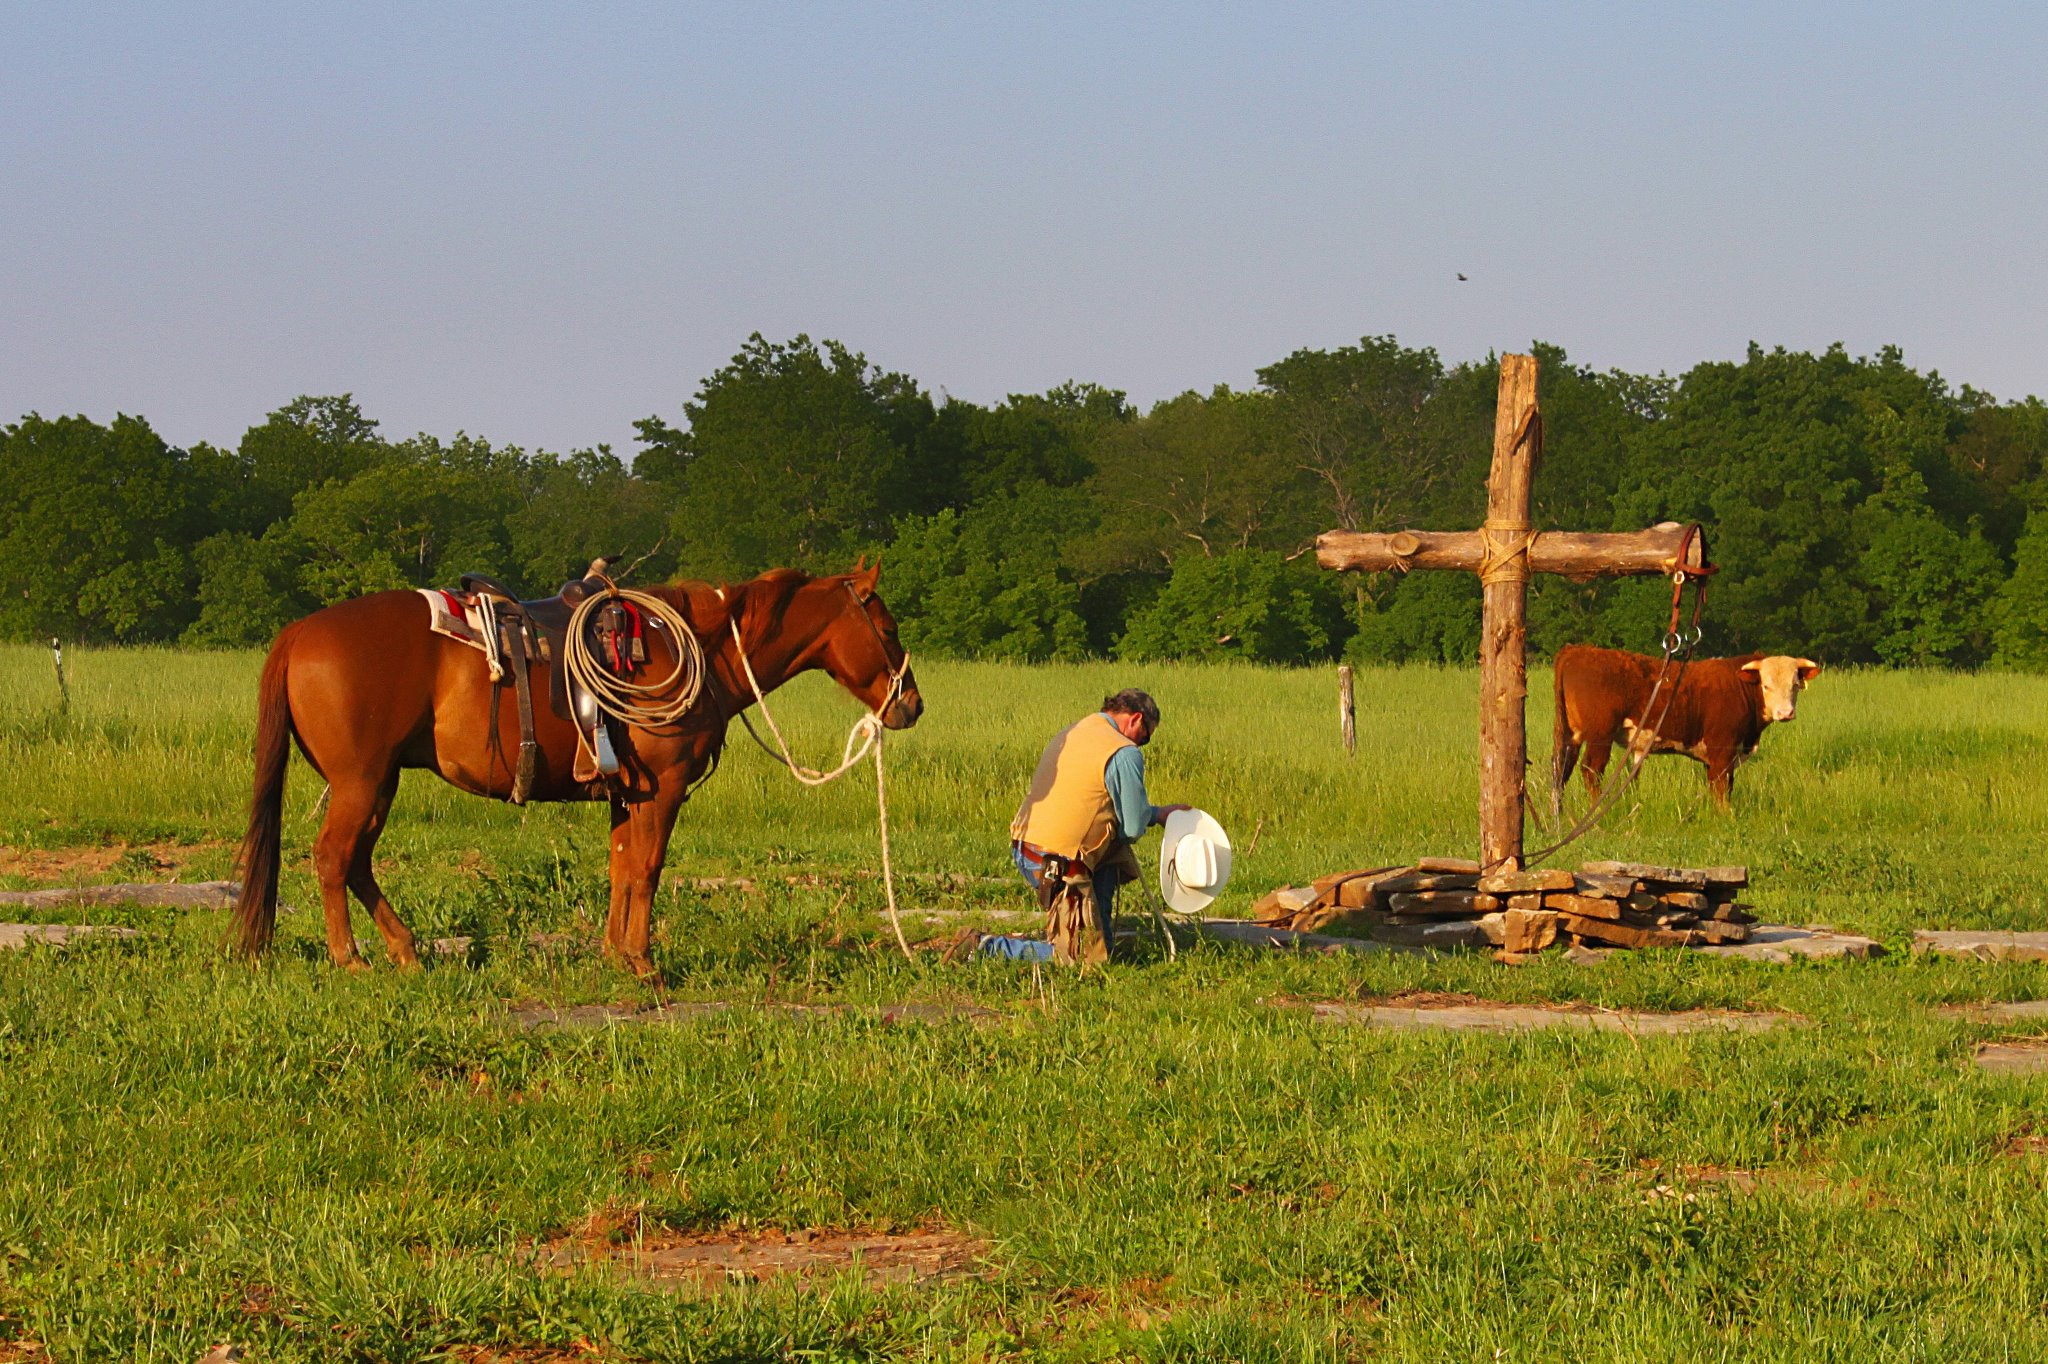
[716,585,915,961]
[563,585,705,729]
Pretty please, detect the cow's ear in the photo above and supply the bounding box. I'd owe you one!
[1740,660,1761,675]
[1796,658,1821,683]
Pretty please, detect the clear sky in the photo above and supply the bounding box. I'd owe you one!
[4,2,2043,456]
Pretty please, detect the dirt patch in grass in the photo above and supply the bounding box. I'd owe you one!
[505,999,1001,1031]
[443,1346,611,1364]
[2002,1125,2048,1156]
[537,1221,989,1292]
[0,840,225,883]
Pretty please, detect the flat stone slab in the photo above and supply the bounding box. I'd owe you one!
[1297,996,1799,1034]
[1913,931,2048,963]
[1694,926,1885,963]
[1199,919,1415,955]
[0,923,142,950]
[1975,1039,2048,1075]
[1956,1000,2048,1021]
[506,999,1001,1032]
[0,880,237,909]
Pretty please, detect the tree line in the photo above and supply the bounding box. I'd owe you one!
[5,332,2048,668]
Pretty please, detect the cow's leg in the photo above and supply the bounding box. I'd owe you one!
[1552,729,1581,819]
[1579,736,1614,802]
[348,770,419,968]
[313,776,393,970]
[1704,746,1742,809]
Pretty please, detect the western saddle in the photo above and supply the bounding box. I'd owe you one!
[459,556,650,803]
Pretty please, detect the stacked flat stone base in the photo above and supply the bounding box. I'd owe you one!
[1252,859,1882,960]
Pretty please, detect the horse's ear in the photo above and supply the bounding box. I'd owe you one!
[853,553,881,592]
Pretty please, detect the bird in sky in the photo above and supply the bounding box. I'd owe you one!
[1456,273,1468,281]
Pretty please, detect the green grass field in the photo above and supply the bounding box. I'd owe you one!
[4,644,2048,1361]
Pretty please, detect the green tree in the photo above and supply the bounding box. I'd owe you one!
[1075,387,1299,575]
[1117,549,1345,664]
[505,447,673,592]
[285,435,520,603]
[183,528,311,647]
[881,484,1092,661]
[644,334,939,578]
[0,413,203,641]
[1615,344,1965,661]
[1257,336,1450,532]
[1990,510,2048,669]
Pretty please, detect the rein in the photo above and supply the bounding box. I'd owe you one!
[716,580,915,960]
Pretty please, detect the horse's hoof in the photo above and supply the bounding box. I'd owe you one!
[337,956,372,973]
[626,956,663,984]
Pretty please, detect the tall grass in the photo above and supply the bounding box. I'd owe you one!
[3,644,2048,1360]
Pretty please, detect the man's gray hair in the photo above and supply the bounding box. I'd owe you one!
[1101,688,1160,728]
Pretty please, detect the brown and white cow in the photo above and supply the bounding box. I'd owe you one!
[1550,645,1820,811]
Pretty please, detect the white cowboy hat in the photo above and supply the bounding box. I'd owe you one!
[1159,808,1233,915]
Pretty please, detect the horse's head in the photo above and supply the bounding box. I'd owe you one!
[818,557,923,730]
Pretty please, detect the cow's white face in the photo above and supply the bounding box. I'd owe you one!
[1741,656,1820,723]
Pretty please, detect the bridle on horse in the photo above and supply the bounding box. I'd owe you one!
[714,577,914,783]
[713,574,917,959]
[840,578,914,720]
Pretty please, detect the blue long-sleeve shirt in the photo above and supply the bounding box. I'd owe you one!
[1101,716,1158,841]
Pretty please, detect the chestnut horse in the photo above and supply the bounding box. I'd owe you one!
[230,561,922,976]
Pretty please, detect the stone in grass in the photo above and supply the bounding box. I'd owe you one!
[1572,872,1638,899]
[1695,926,1885,963]
[1974,1040,2048,1076]
[0,881,239,910]
[1502,907,1560,954]
[1912,931,2048,964]
[1251,885,1319,921]
[1545,892,1623,922]
[1369,919,1492,951]
[0,923,142,950]
[1385,889,1500,918]
[1416,856,1483,874]
[1478,867,1576,895]
[1580,860,1709,890]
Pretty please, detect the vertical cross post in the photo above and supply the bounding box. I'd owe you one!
[1478,357,1540,872]
[1314,353,1708,871]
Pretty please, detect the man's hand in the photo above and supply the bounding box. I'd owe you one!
[1152,803,1193,827]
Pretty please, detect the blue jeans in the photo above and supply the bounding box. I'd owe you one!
[979,842,1127,962]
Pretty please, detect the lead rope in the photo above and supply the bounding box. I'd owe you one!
[716,587,915,960]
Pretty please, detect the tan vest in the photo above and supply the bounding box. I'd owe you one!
[1010,713,1135,869]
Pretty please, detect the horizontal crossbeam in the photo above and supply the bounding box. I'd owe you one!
[1315,521,1708,579]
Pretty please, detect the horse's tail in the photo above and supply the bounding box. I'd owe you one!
[232,628,297,957]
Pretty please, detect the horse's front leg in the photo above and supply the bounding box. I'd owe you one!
[605,782,688,979]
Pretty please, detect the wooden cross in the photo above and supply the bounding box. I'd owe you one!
[1315,354,1708,872]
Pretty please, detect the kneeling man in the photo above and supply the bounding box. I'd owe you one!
[1003,688,1187,963]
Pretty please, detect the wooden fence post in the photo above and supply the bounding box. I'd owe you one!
[49,637,68,715]
[1337,665,1355,755]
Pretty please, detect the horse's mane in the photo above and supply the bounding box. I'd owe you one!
[651,567,829,631]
